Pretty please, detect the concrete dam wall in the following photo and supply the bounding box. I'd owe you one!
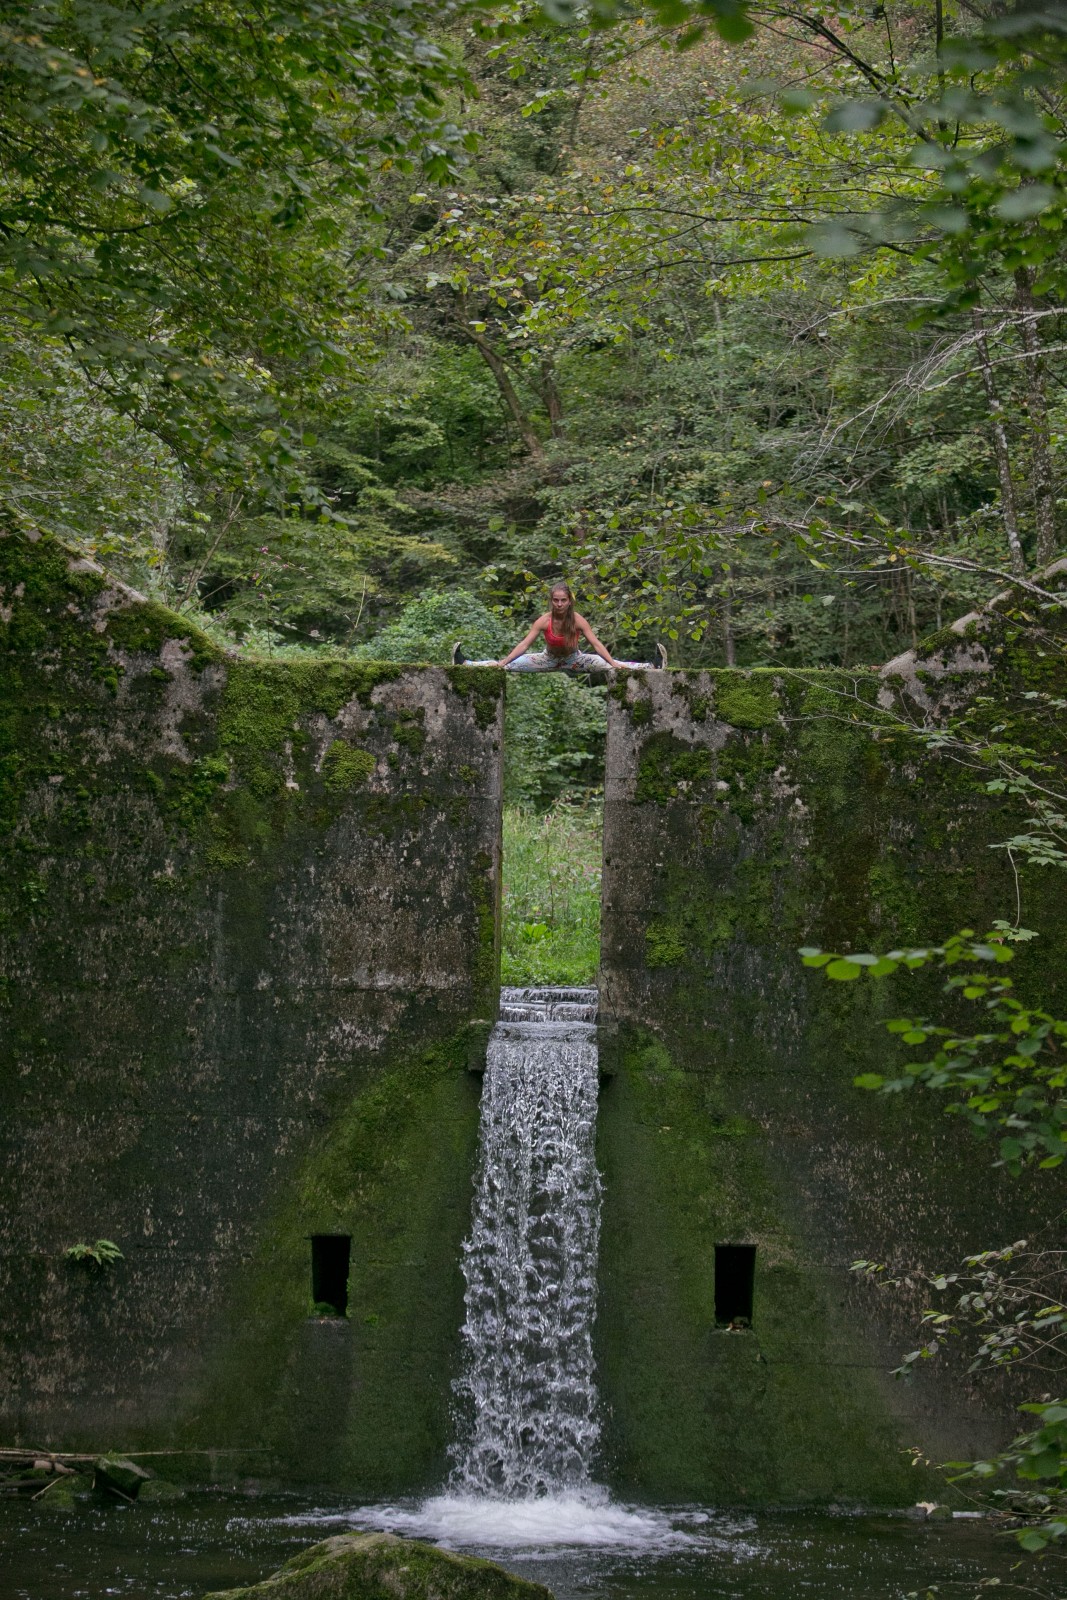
[597,650,1067,1503]
[0,527,504,1492]
[2,525,1064,1501]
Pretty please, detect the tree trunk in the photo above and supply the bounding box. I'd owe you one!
[971,306,1025,576]
[1012,267,1059,568]
[539,359,565,438]
[460,327,545,460]
[722,577,736,666]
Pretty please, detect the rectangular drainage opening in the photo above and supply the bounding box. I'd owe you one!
[715,1242,755,1328]
[310,1234,351,1318]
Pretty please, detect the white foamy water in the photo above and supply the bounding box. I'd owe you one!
[449,986,603,1498]
[274,1493,757,1556]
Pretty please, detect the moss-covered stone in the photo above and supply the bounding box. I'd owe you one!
[596,1031,921,1505]
[714,672,779,729]
[0,527,503,1491]
[634,732,713,805]
[138,1476,187,1503]
[322,742,375,792]
[447,665,504,731]
[104,599,220,672]
[35,1472,93,1510]
[202,1532,554,1600]
[600,661,1067,1503]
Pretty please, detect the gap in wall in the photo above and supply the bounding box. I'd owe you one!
[500,673,606,988]
[714,1243,756,1327]
[311,1235,351,1318]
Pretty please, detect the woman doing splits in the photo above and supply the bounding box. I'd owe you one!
[453,582,666,673]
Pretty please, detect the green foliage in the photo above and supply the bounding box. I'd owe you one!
[959,1402,1067,1552]
[0,0,477,493]
[504,675,607,809]
[187,506,455,647]
[64,1239,123,1270]
[855,1242,1067,1549]
[352,590,510,664]
[855,1242,1067,1383]
[501,801,601,985]
[7,0,1067,671]
[803,932,1067,1173]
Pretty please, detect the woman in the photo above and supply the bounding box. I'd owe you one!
[454,583,667,672]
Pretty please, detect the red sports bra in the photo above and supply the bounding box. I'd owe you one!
[545,622,573,652]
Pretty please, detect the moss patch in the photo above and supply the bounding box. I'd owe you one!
[322,742,375,792]
[644,918,687,968]
[635,732,713,805]
[447,665,503,730]
[714,672,779,730]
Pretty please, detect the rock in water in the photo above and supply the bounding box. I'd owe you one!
[202,1531,555,1600]
[92,1456,151,1500]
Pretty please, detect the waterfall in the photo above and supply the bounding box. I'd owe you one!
[450,985,602,1499]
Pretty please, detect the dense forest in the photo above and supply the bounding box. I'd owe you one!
[5,0,1064,674]
[5,0,1065,976]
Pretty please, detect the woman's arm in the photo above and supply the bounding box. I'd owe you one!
[498,614,548,667]
[575,613,618,668]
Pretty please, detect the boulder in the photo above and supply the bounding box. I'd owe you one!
[139,1476,187,1504]
[37,1473,93,1510]
[202,1531,554,1600]
[93,1455,152,1500]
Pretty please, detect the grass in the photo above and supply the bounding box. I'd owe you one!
[501,799,602,986]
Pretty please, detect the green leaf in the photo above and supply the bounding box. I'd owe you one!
[826,958,862,981]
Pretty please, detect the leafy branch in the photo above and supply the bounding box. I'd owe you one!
[801,932,1067,1173]
[64,1238,124,1270]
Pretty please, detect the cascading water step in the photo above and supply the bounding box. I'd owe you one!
[499,986,599,1025]
[451,985,603,1499]
[492,1020,597,1042]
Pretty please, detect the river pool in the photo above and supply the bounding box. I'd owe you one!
[0,1491,1030,1600]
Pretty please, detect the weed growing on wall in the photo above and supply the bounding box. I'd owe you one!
[501,801,601,986]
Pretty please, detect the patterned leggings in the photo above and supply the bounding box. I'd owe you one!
[470,650,648,672]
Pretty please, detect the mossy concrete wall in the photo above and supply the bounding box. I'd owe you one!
[597,635,1067,1505]
[0,527,504,1490]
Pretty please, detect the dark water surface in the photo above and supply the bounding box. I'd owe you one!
[0,1493,1028,1600]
